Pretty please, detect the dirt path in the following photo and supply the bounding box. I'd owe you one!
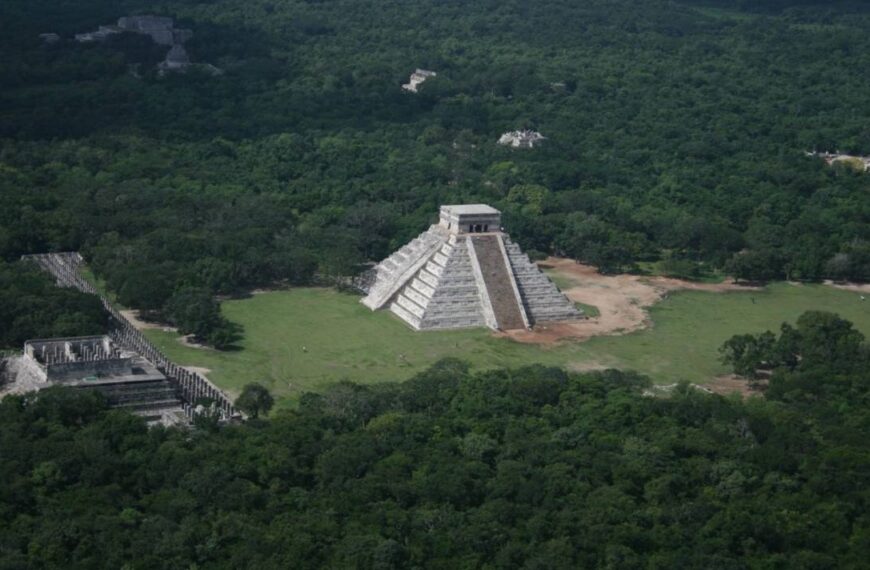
[120,310,176,332]
[701,374,762,398]
[824,280,870,294]
[178,334,213,351]
[502,257,759,345]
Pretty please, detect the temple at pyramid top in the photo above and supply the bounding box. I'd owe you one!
[360,204,583,331]
[439,204,501,234]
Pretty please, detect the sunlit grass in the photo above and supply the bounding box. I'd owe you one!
[143,283,870,408]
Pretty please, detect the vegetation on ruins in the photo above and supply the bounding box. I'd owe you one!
[1,314,869,567]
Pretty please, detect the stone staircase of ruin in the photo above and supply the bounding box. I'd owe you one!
[362,226,447,310]
[75,378,186,424]
[503,237,583,323]
[389,235,487,330]
[469,235,527,330]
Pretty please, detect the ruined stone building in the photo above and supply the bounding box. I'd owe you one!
[806,150,870,172]
[74,15,204,74]
[19,336,186,425]
[160,44,191,71]
[402,69,437,93]
[498,130,546,148]
[361,205,582,331]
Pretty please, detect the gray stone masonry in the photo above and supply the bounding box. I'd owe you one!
[503,237,583,322]
[362,205,583,331]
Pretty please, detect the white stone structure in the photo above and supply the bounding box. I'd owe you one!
[160,44,191,71]
[361,205,582,331]
[806,150,870,172]
[38,33,61,44]
[402,69,437,93]
[498,130,546,148]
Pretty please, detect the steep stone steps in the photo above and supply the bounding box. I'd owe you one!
[503,238,583,324]
[469,236,526,330]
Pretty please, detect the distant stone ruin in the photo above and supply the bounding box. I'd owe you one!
[75,15,188,45]
[498,130,546,148]
[806,150,870,172]
[19,252,239,424]
[402,69,437,93]
[361,205,582,331]
[38,33,60,44]
[14,335,187,425]
[73,15,218,75]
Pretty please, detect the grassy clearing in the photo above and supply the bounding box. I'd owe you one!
[143,283,870,407]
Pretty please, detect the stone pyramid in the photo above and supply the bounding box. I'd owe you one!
[361,205,583,331]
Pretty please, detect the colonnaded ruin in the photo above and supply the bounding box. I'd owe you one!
[17,336,187,425]
[361,204,582,331]
[4,253,239,426]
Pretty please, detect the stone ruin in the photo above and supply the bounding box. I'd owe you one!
[402,69,437,93]
[361,205,582,331]
[18,252,239,425]
[73,15,219,75]
[16,335,187,425]
[806,150,870,172]
[75,15,191,45]
[498,130,546,148]
[38,33,61,45]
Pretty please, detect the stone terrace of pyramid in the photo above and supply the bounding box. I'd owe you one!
[361,205,583,331]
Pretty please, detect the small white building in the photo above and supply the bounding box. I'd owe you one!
[402,69,437,93]
[498,130,546,148]
[806,150,870,172]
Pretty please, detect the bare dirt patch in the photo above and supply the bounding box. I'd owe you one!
[824,280,870,294]
[701,374,765,398]
[503,257,758,346]
[183,366,212,378]
[120,310,176,332]
[178,334,213,351]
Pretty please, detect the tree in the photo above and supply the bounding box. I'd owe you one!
[235,383,274,419]
[163,287,242,349]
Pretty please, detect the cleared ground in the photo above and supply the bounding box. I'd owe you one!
[142,265,870,407]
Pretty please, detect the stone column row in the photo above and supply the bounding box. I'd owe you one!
[22,252,240,420]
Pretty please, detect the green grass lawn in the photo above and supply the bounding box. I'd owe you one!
[144,284,870,407]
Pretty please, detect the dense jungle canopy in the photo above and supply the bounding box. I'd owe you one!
[1,0,869,318]
[1,313,869,568]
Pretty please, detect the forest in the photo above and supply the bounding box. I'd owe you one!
[0,312,868,568]
[1,0,870,339]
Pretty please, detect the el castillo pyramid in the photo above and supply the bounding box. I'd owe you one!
[361,204,583,331]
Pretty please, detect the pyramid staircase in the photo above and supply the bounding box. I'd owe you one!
[362,224,582,331]
[502,236,583,323]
